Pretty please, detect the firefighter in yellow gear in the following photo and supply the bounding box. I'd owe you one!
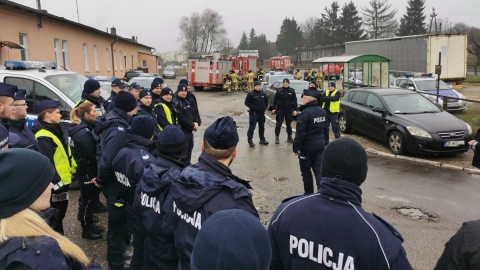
[247,70,255,91]
[316,70,323,89]
[294,69,302,80]
[307,69,313,81]
[231,71,239,92]
[225,72,232,93]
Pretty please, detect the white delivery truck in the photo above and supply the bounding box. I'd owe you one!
[345,33,468,81]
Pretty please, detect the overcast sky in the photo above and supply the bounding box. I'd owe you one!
[11,0,480,52]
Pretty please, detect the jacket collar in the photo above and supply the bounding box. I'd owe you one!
[318,177,363,205]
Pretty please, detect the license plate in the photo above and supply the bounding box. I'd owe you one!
[447,102,459,108]
[444,140,464,147]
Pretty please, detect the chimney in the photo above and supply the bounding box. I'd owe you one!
[132,36,136,42]
[110,27,117,36]
[106,27,108,33]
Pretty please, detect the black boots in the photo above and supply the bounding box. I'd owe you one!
[287,135,294,143]
[82,223,103,240]
[259,139,269,145]
[275,136,280,144]
[248,140,256,147]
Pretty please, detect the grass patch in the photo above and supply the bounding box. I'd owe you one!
[455,106,480,135]
[466,75,480,83]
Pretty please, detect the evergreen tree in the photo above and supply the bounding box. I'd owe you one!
[398,0,427,36]
[362,0,398,39]
[248,28,257,49]
[238,31,248,50]
[276,17,302,55]
[256,33,274,59]
[322,1,341,46]
[339,1,367,43]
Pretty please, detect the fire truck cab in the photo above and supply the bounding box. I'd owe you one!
[270,56,293,73]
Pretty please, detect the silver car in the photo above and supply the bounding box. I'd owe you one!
[162,67,176,79]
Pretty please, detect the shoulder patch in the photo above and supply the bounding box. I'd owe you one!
[117,126,125,132]
[372,212,404,242]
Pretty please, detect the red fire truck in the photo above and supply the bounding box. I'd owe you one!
[269,56,294,72]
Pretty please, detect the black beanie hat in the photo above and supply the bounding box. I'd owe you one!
[254,81,261,87]
[0,149,56,219]
[204,116,239,150]
[190,209,271,270]
[156,125,186,159]
[130,115,155,139]
[321,137,368,186]
[161,87,173,96]
[179,79,189,85]
[84,79,101,94]
[139,89,152,100]
[177,84,188,92]
[309,80,318,89]
[114,91,137,112]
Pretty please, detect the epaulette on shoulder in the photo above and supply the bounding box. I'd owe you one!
[372,212,404,242]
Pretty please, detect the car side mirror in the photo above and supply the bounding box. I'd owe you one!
[372,106,386,116]
[407,86,414,90]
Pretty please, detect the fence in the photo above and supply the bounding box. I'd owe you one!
[467,65,480,76]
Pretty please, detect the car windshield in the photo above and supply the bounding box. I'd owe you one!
[129,78,154,89]
[165,67,175,71]
[350,72,363,80]
[415,79,450,90]
[289,81,310,94]
[269,75,294,85]
[383,93,441,114]
[45,73,87,102]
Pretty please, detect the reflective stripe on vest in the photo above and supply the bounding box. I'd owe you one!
[322,89,340,113]
[154,103,174,131]
[35,129,77,185]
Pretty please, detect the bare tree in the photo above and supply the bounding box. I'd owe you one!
[362,0,398,39]
[178,9,227,53]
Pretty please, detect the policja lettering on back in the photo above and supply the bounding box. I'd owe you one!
[140,192,161,214]
[173,201,202,230]
[290,234,354,270]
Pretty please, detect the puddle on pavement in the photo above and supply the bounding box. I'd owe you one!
[396,207,438,221]
[273,176,288,182]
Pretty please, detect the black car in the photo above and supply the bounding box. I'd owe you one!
[339,88,472,155]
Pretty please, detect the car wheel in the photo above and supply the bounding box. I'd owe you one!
[338,114,350,134]
[388,131,405,155]
[193,86,204,91]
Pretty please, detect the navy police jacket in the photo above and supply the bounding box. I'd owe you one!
[133,154,185,266]
[268,178,412,270]
[136,103,161,134]
[103,91,117,113]
[0,236,101,270]
[7,119,39,151]
[187,92,202,126]
[96,108,131,198]
[112,134,155,204]
[272,87,298,111]
[170,152,259,270]
[69,118,99,180]
[245,89,268,115]
[173,96,199,133]
[293,100,328,154]
[153,98,178,130]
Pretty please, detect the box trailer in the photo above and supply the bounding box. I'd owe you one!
[187,53,232,90]
[345,34,468,81]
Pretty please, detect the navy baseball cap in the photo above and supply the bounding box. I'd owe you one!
[129,82,142,90]
[0,83,17,98]
[14,89,27,101]
[302,89,319,98]
[35,100,60,113]
[329,82,336,87]
[111,78,127,88]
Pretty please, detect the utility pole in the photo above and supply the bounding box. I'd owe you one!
[429,8,438,34]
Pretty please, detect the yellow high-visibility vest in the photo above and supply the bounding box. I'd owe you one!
[322,90,340,113]
[35,129,77,185]
[154,103,176,131]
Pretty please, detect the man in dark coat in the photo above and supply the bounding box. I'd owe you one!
[293,89,328,194]
[154,87,178,131]
[8,89,39,151]
[272,78,298,144]
[103,78,127,113]
[0,82,16,125]
[170,116,259,270]
[77,79,106,115]
[269,138,412,270]
[179,79,201,126]
[136,89,161,135]
[244,81,269,147]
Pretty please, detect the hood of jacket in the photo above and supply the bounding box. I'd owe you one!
[125,134,156,152]
[140,155,184,197]
[95,108,131,135]
[172,152,252,213]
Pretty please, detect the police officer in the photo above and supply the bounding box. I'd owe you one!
[112,115,157,270]
[320,82,341,145]
[268,138,413,269]
[95,91,138,270]
[137,89,161,135]
[8,89,39,151]
[169,116,259,270]
[134,125,186,270]
[151,77,166,104]
[179,79,201,127]
[77,79,105,116]
[103,78,127,113]
[154,87,177,131]
[69,101,104,240]
[244,81,269,147]
[128,82,142,100]
[272,78,298,144]
[293,89,328,194]
[173,83,200,166]
[33,100,76,234]
[0,82,16,125]
[0,125,16,150]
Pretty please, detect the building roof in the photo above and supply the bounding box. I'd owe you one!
[0,0,154,51]
[312,54,390,64]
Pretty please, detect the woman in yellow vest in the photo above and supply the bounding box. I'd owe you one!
[32,100,76,234]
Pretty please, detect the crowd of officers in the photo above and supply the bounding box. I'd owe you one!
[0,75,478,270]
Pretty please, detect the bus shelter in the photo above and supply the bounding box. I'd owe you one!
[312,54,391,91]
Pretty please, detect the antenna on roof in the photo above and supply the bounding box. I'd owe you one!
[75,0,80,23]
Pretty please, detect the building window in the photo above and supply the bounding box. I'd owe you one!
[142,60,147,68]
[93,45,99,72]
[131,55,134,69]
[62,40,70,70]
[114,50,118,71]
[83,44,90,72]
[54,39,62,66]
[119,50,123,71]
[106,48,111,72]
[19,33,29,61]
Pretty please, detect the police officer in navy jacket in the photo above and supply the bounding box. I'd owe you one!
[103,78,127,113]
[170,116,259,270]
[8,89,39,151]
[134,125,186,270]
[293,89,328,194]
[112,115,156,270]
[272,78,298,144]
[77,79,105,115]
[96,91,138,270]
[269,138,412,270]
[244,81,269,147]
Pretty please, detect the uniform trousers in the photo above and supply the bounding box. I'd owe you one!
[299,149,324,194]
[325,113,340,144]
[247,113,266,141]
[182,131,194,166]
[275,108,294,136]
[77,175,97,226]
[144,232,177,270]
[126,202,145,270]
